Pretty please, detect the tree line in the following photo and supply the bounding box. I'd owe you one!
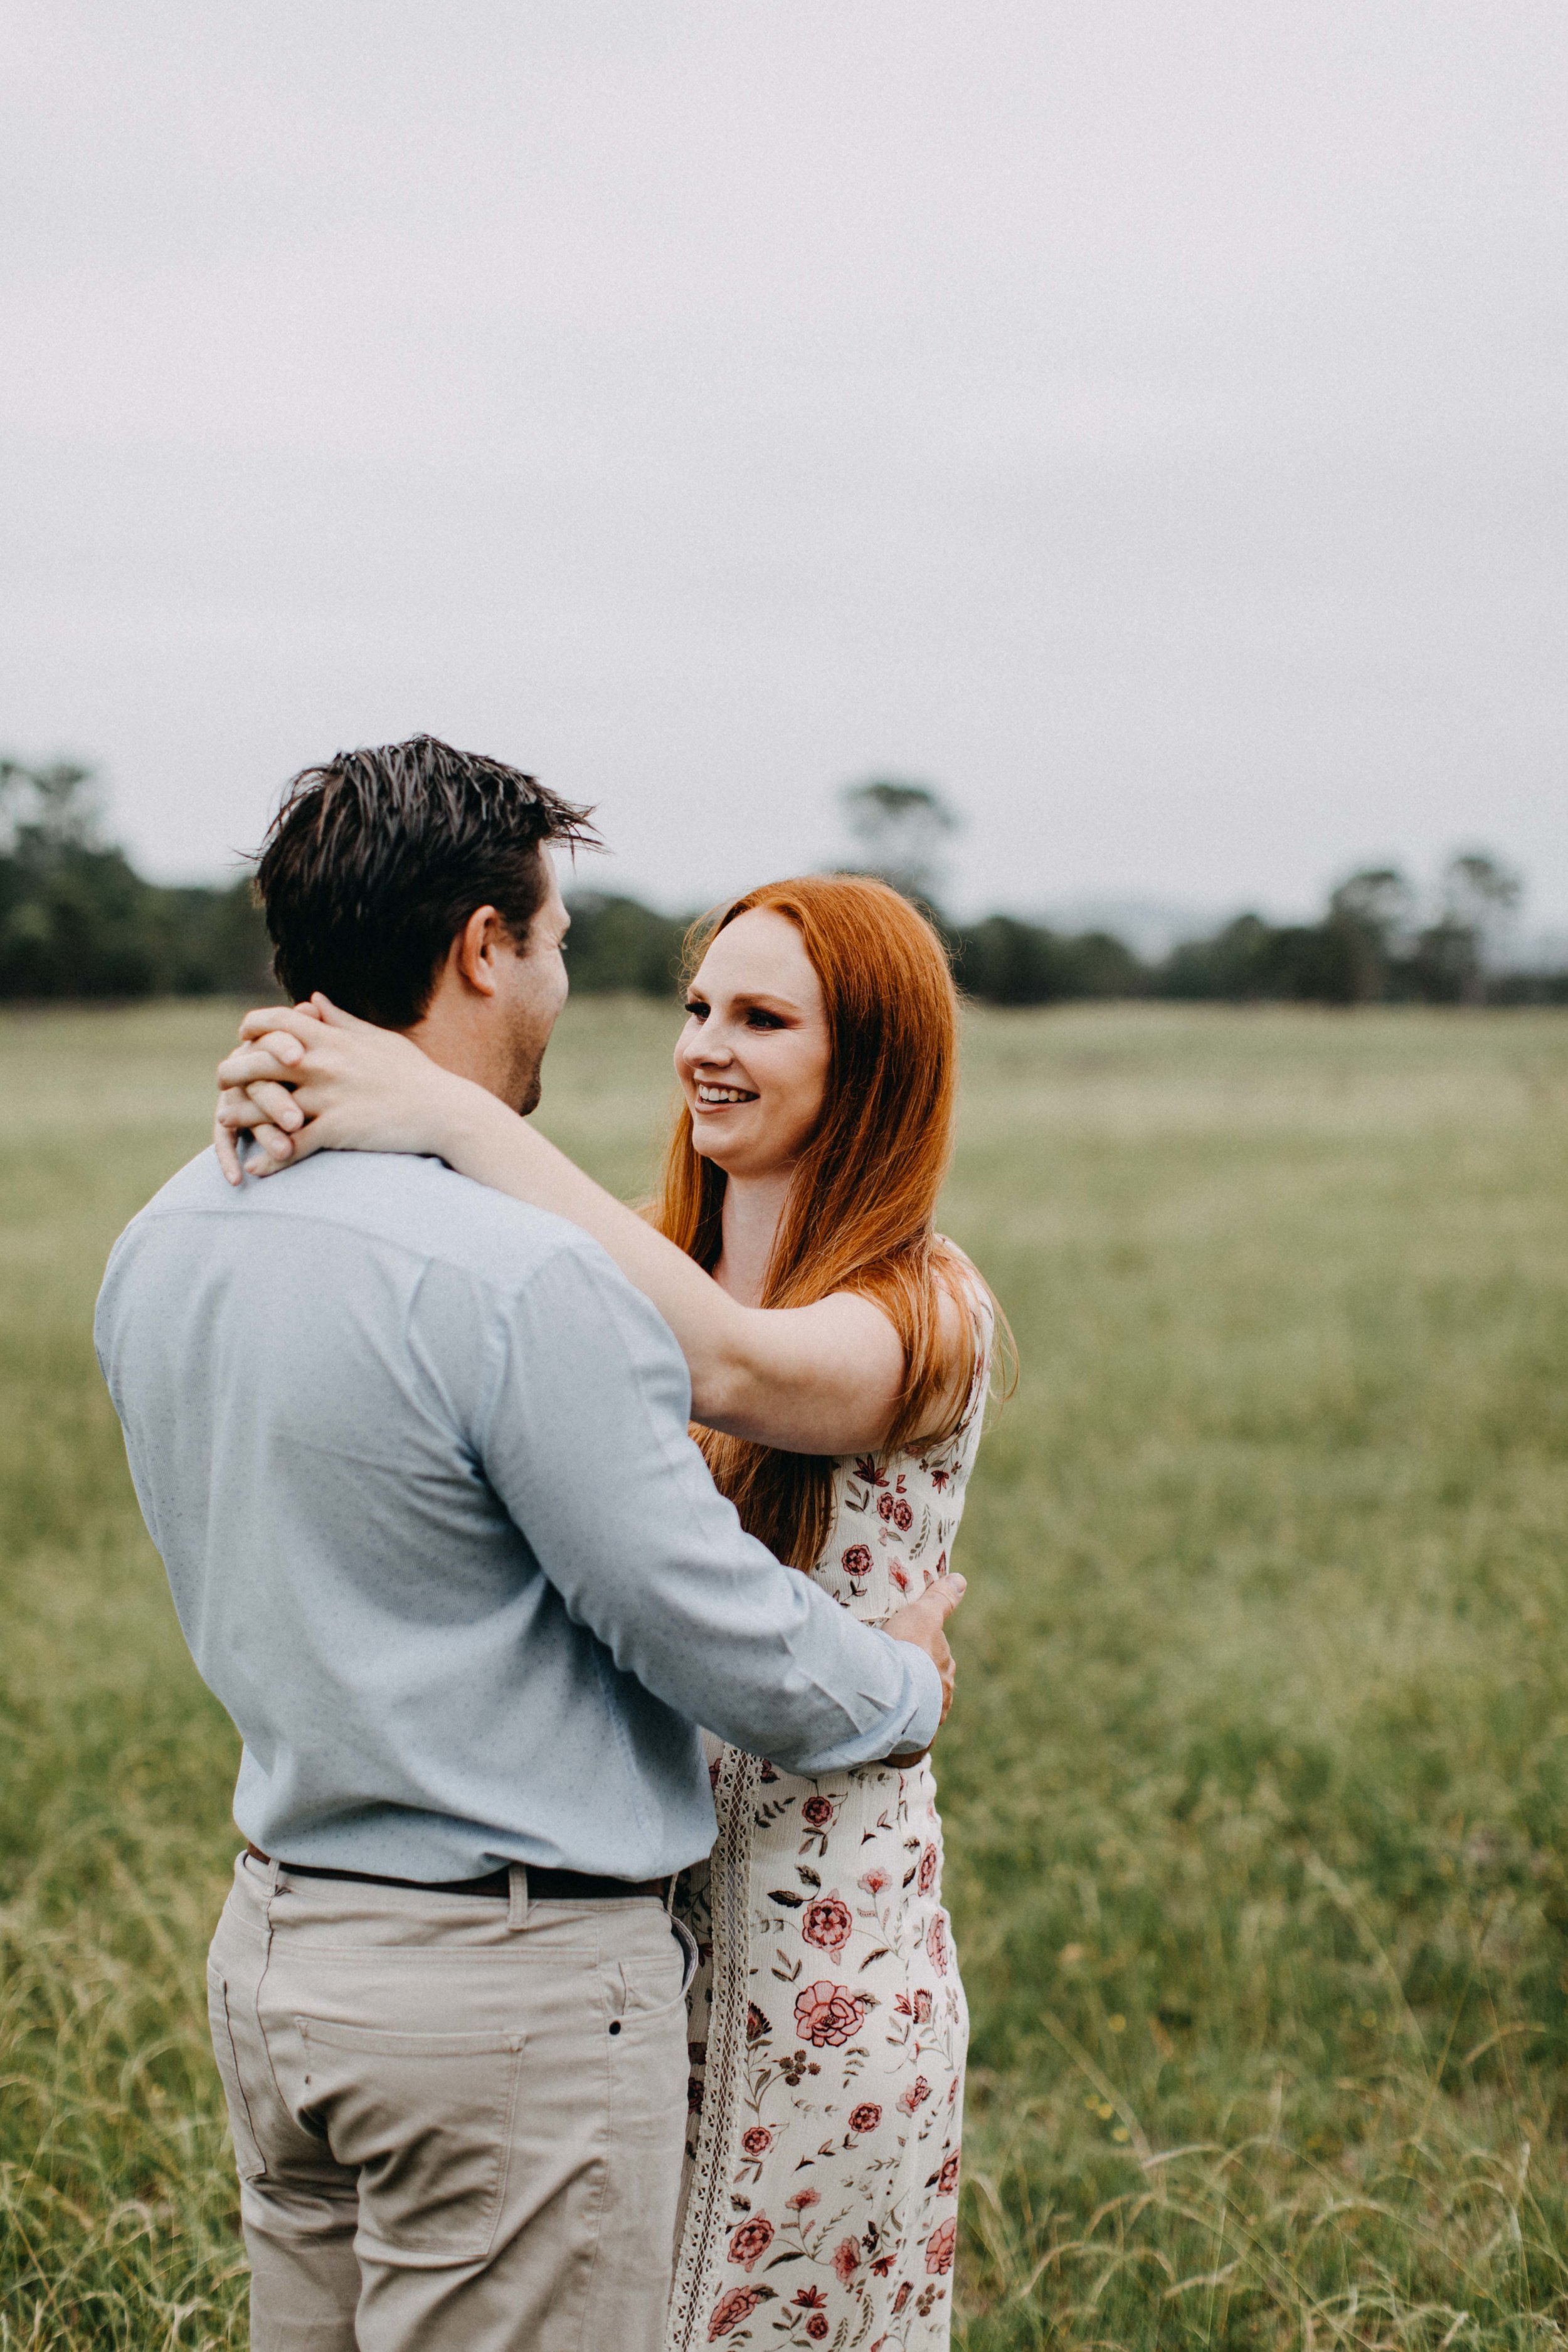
[2,757,1562,1007]
[0,760,270,1000]
[567,868,1567,1008]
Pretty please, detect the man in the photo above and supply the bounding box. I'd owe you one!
[95,736,965,2352]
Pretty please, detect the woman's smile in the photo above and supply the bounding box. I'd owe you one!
[674,908,832,1179]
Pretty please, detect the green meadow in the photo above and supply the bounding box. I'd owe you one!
[4,998,1568,2350]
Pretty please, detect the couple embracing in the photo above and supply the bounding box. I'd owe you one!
[96,736,1002,2352]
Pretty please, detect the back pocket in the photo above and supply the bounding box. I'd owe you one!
[295,2016,526,2264]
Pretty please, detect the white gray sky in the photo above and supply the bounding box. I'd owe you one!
[3,1,1565,926]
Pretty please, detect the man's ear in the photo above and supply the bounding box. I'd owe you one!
[452,906,509,999]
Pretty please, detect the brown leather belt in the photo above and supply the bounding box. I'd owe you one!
[245,1843,667,1902]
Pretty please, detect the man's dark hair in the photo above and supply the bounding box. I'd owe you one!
[255,736,598,1028]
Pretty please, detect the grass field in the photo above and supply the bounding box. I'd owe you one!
[4,997,1568,2350]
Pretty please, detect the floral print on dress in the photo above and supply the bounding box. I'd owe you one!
[665,1271,992,2352]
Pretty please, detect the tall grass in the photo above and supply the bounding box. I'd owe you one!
[4,1000,1568,2348]
[946,1007,1568,2349]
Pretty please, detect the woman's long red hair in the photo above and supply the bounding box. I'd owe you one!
[652,874,994,1567]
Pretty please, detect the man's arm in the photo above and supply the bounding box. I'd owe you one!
[461,1234,953,1773]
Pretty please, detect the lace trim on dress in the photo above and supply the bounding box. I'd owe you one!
[665,1745,761,2351]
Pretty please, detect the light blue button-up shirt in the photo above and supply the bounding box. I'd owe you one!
[95,1148,941,1882]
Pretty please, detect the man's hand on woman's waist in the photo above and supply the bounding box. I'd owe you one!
[881,1571,966,1763]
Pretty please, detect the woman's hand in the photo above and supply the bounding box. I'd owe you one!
[213,996,482,1185]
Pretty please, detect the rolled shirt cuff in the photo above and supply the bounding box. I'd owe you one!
[886,1646,943,1759]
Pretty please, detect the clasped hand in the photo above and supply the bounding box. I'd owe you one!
[213,995,462,1184]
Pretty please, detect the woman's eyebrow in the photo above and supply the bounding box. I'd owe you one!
[728,990,805,1015]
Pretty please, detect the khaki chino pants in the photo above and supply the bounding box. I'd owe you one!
[207,1853,694,2351]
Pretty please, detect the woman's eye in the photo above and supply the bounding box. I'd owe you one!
[746,1010,784,1030]
[684,1000,708,1020]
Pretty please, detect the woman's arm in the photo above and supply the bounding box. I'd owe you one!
[215,1000,940,1454]
[418,1073,916,1453]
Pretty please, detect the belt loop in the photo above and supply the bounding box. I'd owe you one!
[248,1846,282,1897]
[253,1850,282,1941]
[507,1863,528,1932]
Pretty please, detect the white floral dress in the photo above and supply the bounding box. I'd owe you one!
[665,1307,990,2352]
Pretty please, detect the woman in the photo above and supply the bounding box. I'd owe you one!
[216,874,1001,2351]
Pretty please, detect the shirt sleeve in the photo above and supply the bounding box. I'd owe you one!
[466,1234,943,1772]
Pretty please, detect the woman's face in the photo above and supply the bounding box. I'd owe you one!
[674,909,832,1180]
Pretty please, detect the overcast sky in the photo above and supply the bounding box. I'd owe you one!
[3,1,1564,926]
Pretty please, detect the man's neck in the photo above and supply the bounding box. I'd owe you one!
[403,1000,511,1103]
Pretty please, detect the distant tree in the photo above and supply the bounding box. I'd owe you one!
[1,758,159,996]
[1160,914,1315,1000]
[1056,929,1147,999]
[1441,851,1520,1005]
[1488,966,1568,1006]
[837,779,961,912]
[0,753,272,1000]
[952,916,1145,1004]
[1444,850,1522,943]
[1160,901,1391,1004]
[1391,852,1521,1007]
[1398,916,1478,1004]
[0,756,101,846]
[1325,867,1413,1004]
[562,893,690,995]
[1155,849,1549,1009]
